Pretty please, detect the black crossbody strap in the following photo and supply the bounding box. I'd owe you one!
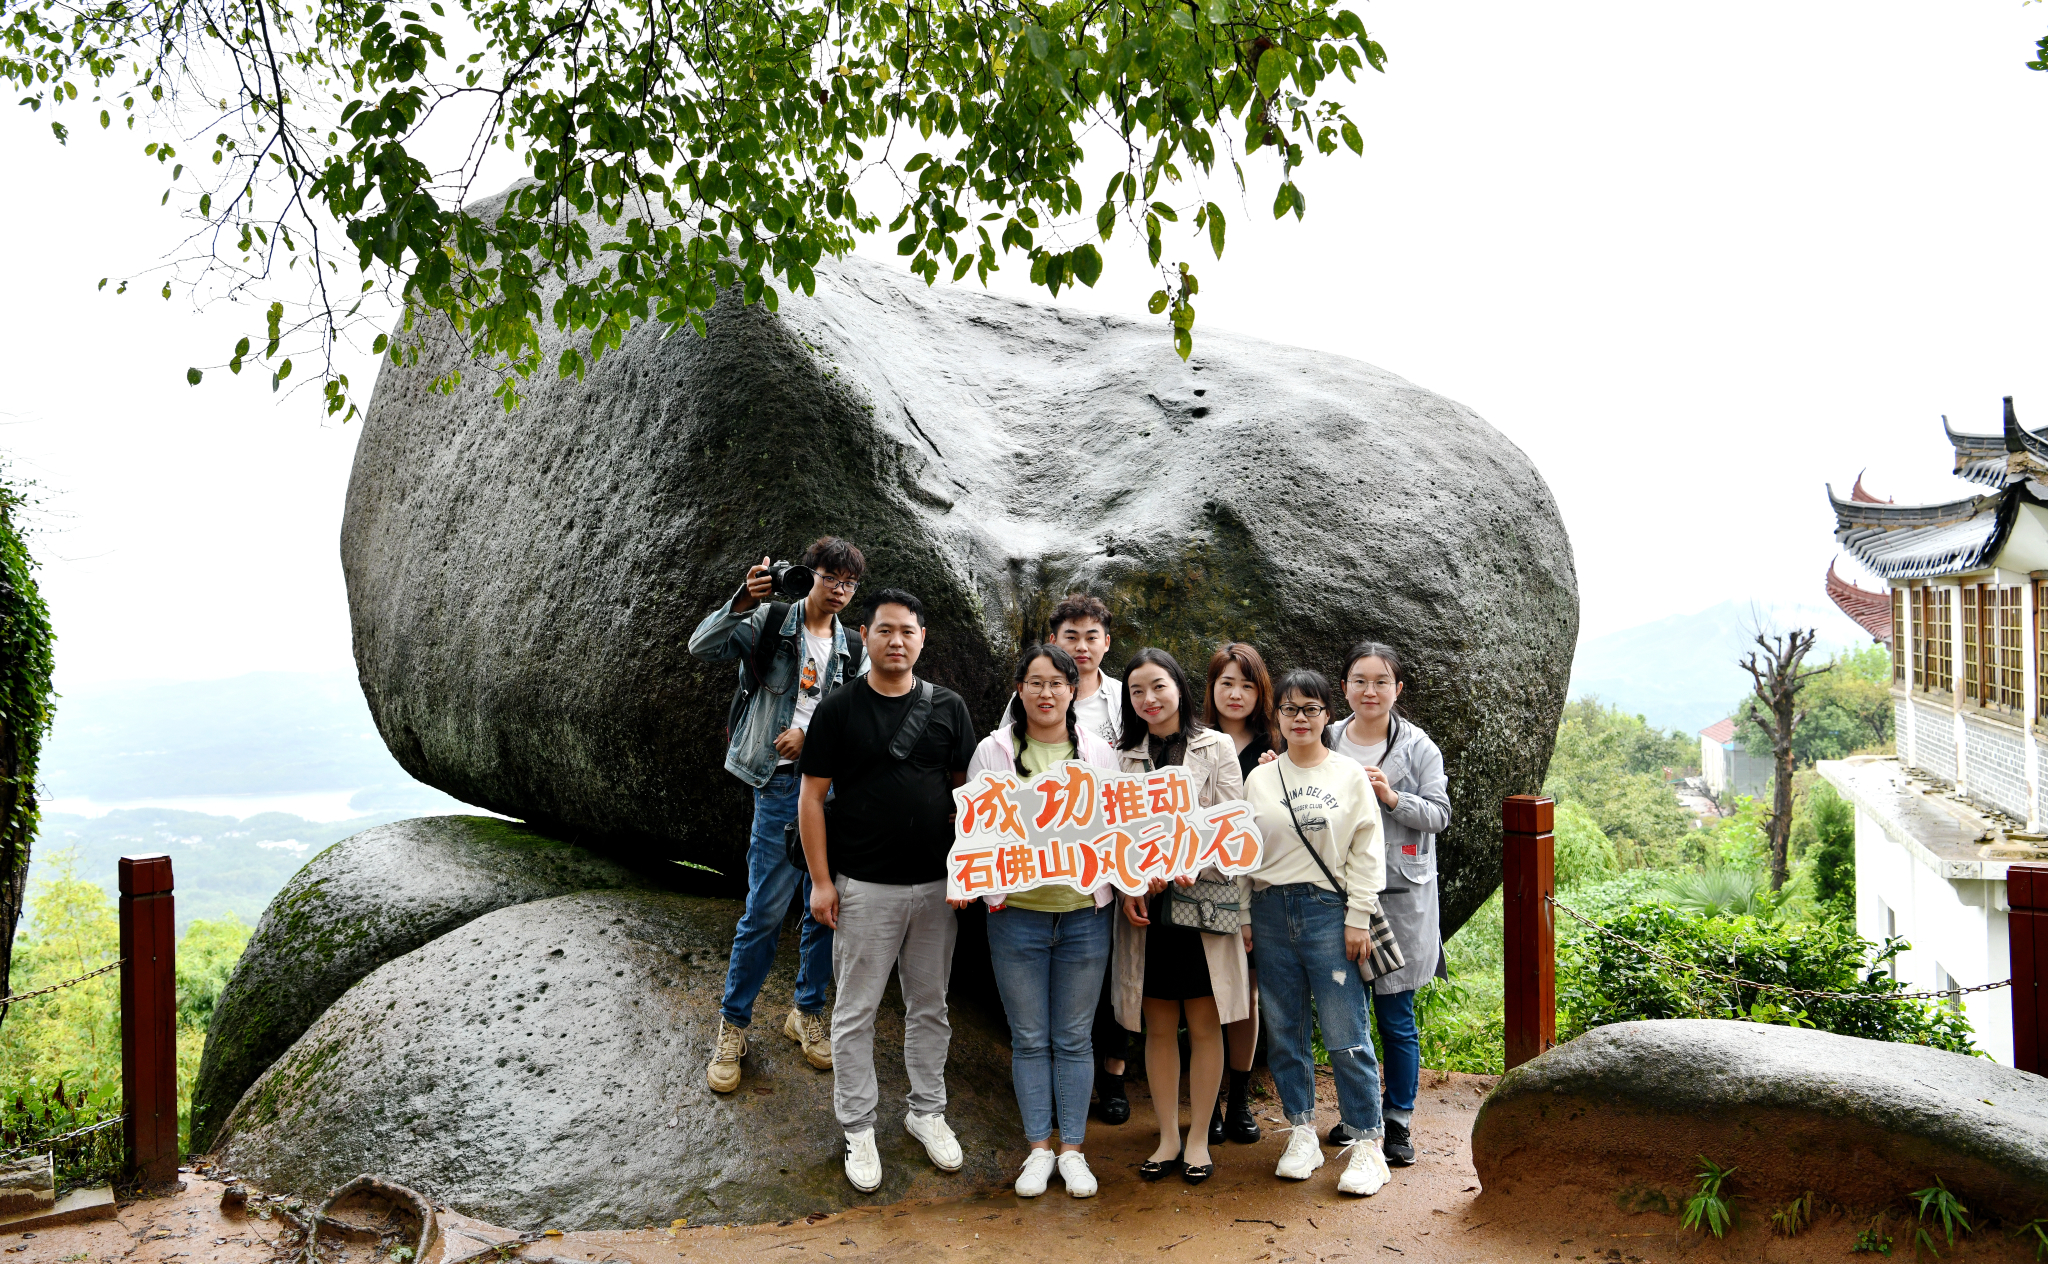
[1275,766,1347,895]
[886,680,936,760]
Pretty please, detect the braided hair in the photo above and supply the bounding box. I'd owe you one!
[1008,644,1083,773]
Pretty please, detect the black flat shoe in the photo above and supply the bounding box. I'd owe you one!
[1326,1121,1359,1147]
[1207,1112,1225,1146]
[1095,1073,1130,1126]
[1138,1151,1184,1182]
[1223,1101,1261,1144]
[1180,1160,1214,1185]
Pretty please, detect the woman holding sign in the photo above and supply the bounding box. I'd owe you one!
[1241,669,1393,1198]
[964,645,1124,1199]
[1112,647,1249,1186]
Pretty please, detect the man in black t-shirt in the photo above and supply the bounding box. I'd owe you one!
[798,588,977,1193]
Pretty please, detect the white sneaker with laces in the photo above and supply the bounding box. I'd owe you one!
[905,1111,964,1172]
[1337,1138,1390,1196]
[1275,1123,1324,1180]
[843,1128,883,1192]
[1015,1148,1057,1197]
[1056,1151,1098,1198]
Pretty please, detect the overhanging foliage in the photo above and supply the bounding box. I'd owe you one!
[3,0,1386,413]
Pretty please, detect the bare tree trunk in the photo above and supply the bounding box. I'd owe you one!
[1741,628,1828,892]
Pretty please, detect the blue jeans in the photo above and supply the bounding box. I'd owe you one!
[986,903,1113,1146]
[1373,989,1419,1124]
[1250,883,1385,1139]
[719,769,832,1026]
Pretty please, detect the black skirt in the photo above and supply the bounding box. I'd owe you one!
[1142,892,1215,1001]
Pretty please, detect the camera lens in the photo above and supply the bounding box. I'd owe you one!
[774,563,815,598]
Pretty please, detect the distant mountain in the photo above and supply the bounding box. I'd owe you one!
[34,808,430,932]
[1569,600,1874,736]
[39,670,467,815]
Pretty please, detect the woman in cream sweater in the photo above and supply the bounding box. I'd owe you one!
[1241,668,1391,1198]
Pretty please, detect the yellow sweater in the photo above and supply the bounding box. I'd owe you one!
[1243,749,1386,929]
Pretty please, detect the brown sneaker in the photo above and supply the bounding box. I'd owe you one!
[783,1007,832,1070]
[707,1017,748,1093]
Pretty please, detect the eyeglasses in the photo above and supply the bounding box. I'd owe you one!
[1277,704,1328,719]
[1346,677,1394,689]
[818,577,860,594]
[1020,679,1073,694]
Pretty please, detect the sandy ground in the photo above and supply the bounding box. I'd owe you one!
[7,1070,2039,1264]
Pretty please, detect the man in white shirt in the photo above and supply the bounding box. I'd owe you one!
[1049,594,1122,744]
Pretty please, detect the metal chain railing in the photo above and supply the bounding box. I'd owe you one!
[0,1116,125,1163]
[1548,895,2013,1005]
[0,958,123,1008]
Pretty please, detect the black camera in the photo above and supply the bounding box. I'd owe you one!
[766,560,814,599]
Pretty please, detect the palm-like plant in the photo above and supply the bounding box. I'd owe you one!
[1653,866,1781,922]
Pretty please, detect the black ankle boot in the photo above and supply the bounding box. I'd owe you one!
[1224,1069,1261,1143]
[1094,1071,1130,1125]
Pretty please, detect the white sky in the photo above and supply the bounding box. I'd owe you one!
[1,0,2042,689]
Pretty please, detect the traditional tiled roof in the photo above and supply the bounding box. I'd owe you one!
[1826,561,1892,642]
[1830,397,2035,578]
[1700,718,1737,744]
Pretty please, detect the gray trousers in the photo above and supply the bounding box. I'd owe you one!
[830,875,957,1133]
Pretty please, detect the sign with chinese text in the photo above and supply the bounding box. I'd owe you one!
[947,762,1264,901]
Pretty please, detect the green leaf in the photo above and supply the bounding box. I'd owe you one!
[1096,202,1116,241]
[1341,120,1363,155]
[1206,202,1226,258]
[1073,244,1102,287]
[1257,47,1289,99]
[185,367,202,386]
[1147,289,1170,315]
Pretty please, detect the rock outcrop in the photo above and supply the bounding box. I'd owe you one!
[342,185,1579,936]
[213,890,1022,1228]
[189,816,658,1150]
[1471,1020,2048,1221]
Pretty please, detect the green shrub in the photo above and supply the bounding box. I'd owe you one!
[1553,800,1619,888]
[1797,781,1856,911]
[1556,904,1976,1052]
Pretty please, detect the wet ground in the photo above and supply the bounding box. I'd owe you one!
[11,1070,2038,1264]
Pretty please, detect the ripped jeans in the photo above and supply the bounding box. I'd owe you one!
[1249,883,1386,1139]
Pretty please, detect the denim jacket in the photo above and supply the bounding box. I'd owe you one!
[688,593,860,788]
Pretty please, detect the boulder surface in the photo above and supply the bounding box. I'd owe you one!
[1472,1019,2048,1221]
[212,889,1022,1228]
[342,187,1578,936]
[189,816,657,1151]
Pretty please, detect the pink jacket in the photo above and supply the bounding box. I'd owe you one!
[963,722,1124,909]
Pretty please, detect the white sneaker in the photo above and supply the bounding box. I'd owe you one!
[1015,1148,1056,1197]
[1337,1138,1390,1196]
[843,1128,882,1192]
[1056,1151,1098,1198]
[905,1111,964,1172]
[1275,1124,1325,1180]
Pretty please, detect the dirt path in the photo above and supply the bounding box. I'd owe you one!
[8,1070,2036,1264]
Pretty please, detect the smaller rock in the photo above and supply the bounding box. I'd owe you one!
[0,1155,53,1218]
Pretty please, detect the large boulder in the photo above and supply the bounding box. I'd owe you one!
[190,816,659,1151]
[212,889,1022,1228]
[1471,1019,2048,1221]
[342,186,1578,933]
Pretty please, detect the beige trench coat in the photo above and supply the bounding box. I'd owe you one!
[1111,726,1252,1028]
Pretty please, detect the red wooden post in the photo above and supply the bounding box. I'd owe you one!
[119,854,178,1185]
[1503,796,1556,1070]
[2014,863,2048,1076]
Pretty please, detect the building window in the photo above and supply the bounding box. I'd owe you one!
[2037,583,2048,723]
[1963,585,1980,701]
[1935,964,1964,1013]
[1892,588,1906,684]
[2001,585,2024,709]
[1912,586,1926,688]
[1930,587,1953,691]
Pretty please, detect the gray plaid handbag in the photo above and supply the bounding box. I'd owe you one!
[1167,875,1247,935]
[1276,767,1406,983]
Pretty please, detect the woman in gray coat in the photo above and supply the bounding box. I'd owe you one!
[1325,641,1451,1167]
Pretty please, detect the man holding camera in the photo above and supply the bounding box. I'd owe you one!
[688,537,868,1094]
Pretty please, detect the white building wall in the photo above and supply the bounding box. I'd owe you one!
[1853,807,2014,1065]
[1700,737,1728,798]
